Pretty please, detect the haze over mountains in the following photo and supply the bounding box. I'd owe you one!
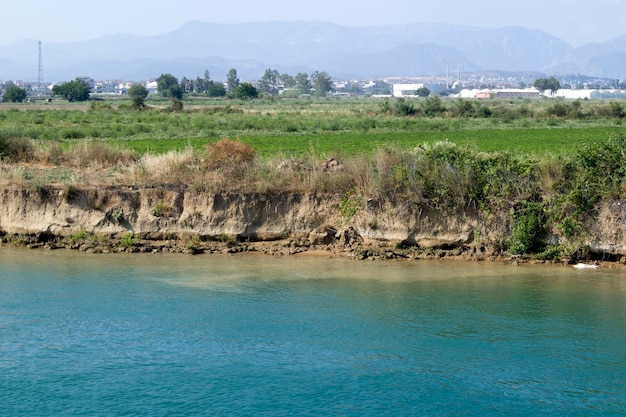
[1,20,625,82]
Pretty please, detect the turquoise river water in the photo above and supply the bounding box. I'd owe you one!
[1,248,625,416]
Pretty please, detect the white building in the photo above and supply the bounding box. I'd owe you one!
[456,88,541,99]
[554,89,626,100]
[392,83,424,97]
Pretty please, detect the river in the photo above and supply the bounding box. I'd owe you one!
[1,248,625,416]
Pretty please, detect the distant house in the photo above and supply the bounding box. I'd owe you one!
[145,80,158,93]
[493,88,541,99]
[457,88,540,99]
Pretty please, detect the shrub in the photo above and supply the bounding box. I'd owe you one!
[338,189,362,219]
[550,133,626,239]
[62,129,85,139]
[121,232,139,248]
[205,139,255,170]
[451,100,476,117]
[0,137,35,162]
[510,201,547,254]
[609,101,625,118]
[421,96,446,116]
[392,98,416,116]
[169,98,184,112]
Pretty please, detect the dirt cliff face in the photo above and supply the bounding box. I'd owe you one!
[0,186,481,246]
[0,186,624,260]
[587,200,626,257]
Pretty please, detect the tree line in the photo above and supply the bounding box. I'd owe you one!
[156,68,334,99]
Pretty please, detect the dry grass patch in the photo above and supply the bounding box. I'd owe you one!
[61,142,137,168]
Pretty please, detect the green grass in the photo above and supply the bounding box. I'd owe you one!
[2,97,625,158]
[106,126,625,158]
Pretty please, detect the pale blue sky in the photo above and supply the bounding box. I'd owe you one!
[2,0,625,46]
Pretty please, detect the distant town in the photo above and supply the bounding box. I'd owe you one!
[2,71,626,102]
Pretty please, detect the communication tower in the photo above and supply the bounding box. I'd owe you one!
[38,41,43,84]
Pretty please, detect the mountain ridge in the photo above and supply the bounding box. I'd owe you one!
[0,21,624,82]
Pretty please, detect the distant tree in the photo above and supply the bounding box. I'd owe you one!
[370,80,391,95]
[227,68,240,94]
[128,84,148,109]
[206,81,226,97]
[415,86,430,97]
[169,98,183,112]
[295,72,311,95]
[3,85,27,102]
[51,78,91,102]
[180,76,192,93]
[169,83,183,100]
[194,76,207,93]
[258,68,280,96]
[156,73,182,99]
[193,69,211,93]
[341,81,360,95]
[279,73,296,89]
[311,71,333,97]
[234,82,258,99]
[534,77,561,97]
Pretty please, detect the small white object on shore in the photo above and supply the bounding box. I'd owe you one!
[573,263,598,269]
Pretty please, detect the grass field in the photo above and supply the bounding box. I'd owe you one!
[2,97,624,158]
[110,126,625,158]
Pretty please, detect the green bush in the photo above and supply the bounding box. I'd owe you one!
[510,201,547,254]
[121,233,139,248]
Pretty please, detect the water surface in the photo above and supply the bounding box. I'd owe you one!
[1,248,625,416]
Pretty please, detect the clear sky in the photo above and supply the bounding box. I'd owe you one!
[2,0,625,47]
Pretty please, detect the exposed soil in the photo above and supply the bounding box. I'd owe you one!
[1,185,625,267]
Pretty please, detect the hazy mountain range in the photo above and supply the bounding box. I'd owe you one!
[1,20,625,82]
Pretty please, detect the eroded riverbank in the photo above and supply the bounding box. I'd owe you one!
[2,185,626,266]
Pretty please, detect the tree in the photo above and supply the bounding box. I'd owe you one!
[534,77,561,97]
[227,68,240,94]
[295,72,311,95]
[311,71,333,97]
[206,82,226,97]
[3,85,27,102]
[128,84,148,109]
[258,68,280,96]
[234,82,258,99]
[279,73,296,89]
[370,80,391,95]
[415,86,431,97]
[194,76,207,93]
[193,70,211,93]
[156,73,182,99]
[51,78,91,102]
[180,76,192,93]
